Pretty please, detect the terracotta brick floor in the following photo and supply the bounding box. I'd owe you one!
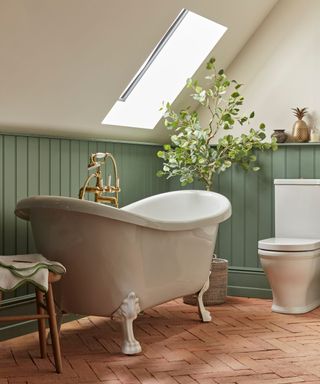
[2,297,320,383]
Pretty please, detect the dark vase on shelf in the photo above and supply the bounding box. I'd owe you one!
[271,129,287,143]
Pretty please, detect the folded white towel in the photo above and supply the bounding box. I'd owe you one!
[0,254,66,292]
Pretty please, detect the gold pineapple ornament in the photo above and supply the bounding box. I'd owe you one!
[292,107,309,142]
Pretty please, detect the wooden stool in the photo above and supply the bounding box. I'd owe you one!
[0,272,63,373]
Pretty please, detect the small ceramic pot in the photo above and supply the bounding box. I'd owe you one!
[271,129,287,143]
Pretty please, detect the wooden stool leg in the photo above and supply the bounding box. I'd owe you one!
[46,283,62,373]
[35,289,47,358]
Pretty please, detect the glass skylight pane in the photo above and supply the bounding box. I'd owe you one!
[102,10,227,129]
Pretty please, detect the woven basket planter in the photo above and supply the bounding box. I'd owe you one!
[183,257,228,306]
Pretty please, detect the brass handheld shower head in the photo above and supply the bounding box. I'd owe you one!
[87,153,105,170]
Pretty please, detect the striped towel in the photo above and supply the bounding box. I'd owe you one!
[0,254,66,292]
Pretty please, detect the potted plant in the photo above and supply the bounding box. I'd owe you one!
[157,58,277,190]
[157,58,277,305]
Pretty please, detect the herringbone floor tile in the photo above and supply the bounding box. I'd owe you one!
[2,297,320,383]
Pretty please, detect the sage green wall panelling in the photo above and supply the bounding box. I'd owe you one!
[231,165,245,267]
[214,144,320,297]
[79,141,90,199]
[271,148,286,238]
[16,138,29,298]
[244,170,259,268]
[16,138,28,254]
[286,146,300,178]
[3,137,17,300]
[212,171,221,253]
[300,146,315,178]
[272,146,286,179]
[151,145,169,197]
[2,139,320,339]
[215,167,232,264]
[316,148,320,178]
[257,151,273,250]
[87,141,98,202]
[50,139,60,196]
[228,267,271,298]
[70,140,80,198]
[122,144,141,205]
[166,144,320,297]
[60,140,71,197]
[0,134,167,254]
[39,138,50,195]
[4,136,16,256]
[0,134,167,315]
[28,138,39,253]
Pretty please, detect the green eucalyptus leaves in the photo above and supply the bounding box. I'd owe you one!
[157,58,277,191]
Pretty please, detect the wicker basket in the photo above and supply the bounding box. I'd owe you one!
[183,257,228,306]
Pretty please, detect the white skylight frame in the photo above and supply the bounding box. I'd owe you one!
[102,9,227,129]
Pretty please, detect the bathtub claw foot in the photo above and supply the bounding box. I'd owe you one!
[122,338,142,355]
[113,291,142,355]
[197,275,212,322]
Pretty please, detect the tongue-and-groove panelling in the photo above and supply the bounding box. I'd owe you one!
[215,144,320,297]
[0,133,168,340]
[168,144,320,298]
[1,134,320,339]
[0,134,167,303]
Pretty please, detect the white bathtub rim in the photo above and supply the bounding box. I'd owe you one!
[15,191,231,231]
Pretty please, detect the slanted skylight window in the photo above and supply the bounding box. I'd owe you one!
[102,9,227,129]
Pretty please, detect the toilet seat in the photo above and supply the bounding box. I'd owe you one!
[258,238,320,252]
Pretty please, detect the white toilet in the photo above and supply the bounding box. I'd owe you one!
[258,179,320,314]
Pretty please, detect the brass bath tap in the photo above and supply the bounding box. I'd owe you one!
[79,152,120,208]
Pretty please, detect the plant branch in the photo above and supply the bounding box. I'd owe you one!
[157,57,277,191]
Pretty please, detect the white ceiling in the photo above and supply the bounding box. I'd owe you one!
[0,0,278,143]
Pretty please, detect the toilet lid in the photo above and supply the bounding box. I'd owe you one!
[258,238,320,252]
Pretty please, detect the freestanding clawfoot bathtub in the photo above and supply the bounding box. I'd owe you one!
[15,190,231,354]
